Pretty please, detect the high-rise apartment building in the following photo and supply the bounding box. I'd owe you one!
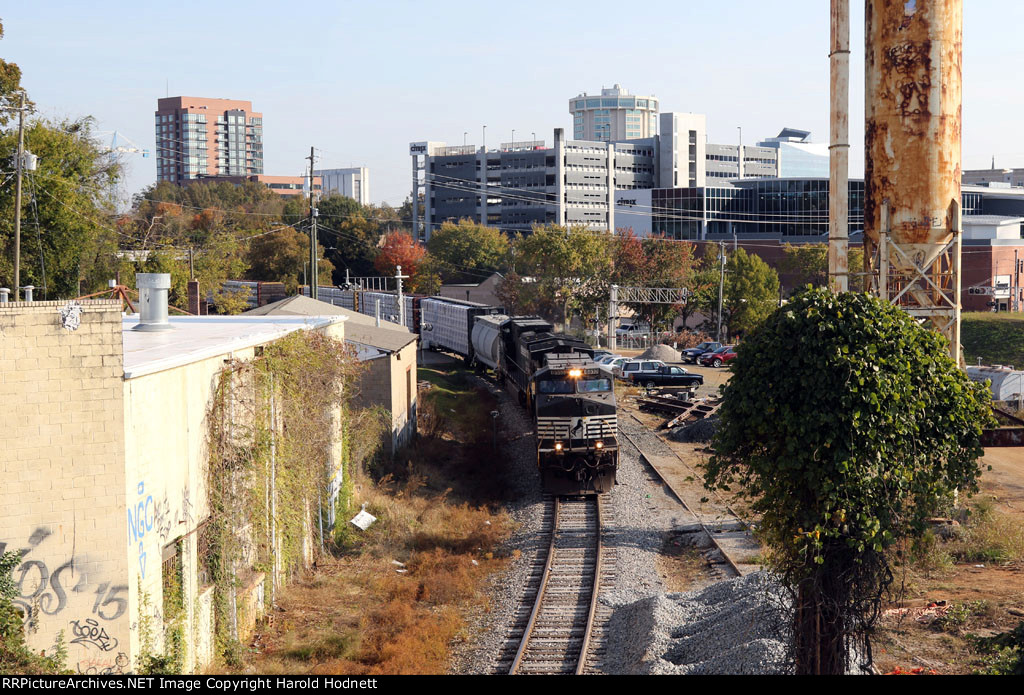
[569,85,658,141]
[154,96,264,184]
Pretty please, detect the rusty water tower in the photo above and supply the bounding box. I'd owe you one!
[862,0,964,359]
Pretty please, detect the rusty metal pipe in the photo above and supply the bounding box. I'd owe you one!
[829,0,850,293]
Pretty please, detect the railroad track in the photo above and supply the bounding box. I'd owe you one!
[618,420,759,578]
[505,495,608,675]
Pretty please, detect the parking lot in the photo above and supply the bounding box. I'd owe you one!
[612,349,731,400]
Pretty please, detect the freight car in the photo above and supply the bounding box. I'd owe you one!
[420,296,503,362]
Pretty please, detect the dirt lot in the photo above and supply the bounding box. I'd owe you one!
[874,447,1024,674]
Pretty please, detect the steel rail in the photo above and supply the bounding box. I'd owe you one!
[618,427,745,578]
[509,495,603,675]
[575,495,602,675]
[508,496,559,675]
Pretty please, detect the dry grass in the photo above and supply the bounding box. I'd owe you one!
[240,363,515,675]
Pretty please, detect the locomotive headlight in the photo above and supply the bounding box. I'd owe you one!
[555,442,563,451]
[595,440,604,449]
[568,368,582,378]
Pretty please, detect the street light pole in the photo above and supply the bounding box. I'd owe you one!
[13,91,26,301]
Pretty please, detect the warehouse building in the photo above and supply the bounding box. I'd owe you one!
[1,285,348,673]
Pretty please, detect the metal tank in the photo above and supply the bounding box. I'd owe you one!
[864,0,963,355]
[471,314,509,370]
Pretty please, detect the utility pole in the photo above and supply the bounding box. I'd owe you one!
[13,92,26,301]
[307,147,319,300]
[716,241,726,342]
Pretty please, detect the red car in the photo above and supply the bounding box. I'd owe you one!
[698,345,737,367]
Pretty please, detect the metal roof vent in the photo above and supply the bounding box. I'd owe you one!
[133,273,174,331]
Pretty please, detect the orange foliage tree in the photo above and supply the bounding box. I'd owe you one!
[374,231,426,284]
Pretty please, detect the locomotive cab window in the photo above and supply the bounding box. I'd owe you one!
[537,379,574,394]
[577,378,611,393]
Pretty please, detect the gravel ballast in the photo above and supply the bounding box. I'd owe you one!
[668,414,719,443]
[602,572,792,674]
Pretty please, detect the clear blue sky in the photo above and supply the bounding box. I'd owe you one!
[4,1,1022,206]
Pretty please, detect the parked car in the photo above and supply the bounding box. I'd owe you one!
[681,341,722,363]
[629,365,704,389]
[616,322,651,338]
[595,353,620,364]
[698,345,737,367]
[592,350,614,362]
[606,356,630,376]
[619,359,666,381]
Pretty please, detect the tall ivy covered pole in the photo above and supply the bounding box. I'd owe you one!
[703,288,992,674]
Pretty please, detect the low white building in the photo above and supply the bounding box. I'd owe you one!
[2,295,346,673]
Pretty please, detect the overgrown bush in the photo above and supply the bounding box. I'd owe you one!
[705,288,994,674]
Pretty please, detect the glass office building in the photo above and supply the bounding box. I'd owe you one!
[652,178,864,240]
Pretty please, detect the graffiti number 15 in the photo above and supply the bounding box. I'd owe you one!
[91,583,128,621]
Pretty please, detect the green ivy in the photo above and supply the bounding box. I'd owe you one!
[203,330,386,667]
[704,288,994,674]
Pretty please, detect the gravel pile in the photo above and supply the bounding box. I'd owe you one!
[603,571,793,675]
[638,344,682,362]
[668,414,719,443]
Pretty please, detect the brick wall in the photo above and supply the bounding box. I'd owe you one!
[0,300,130,674]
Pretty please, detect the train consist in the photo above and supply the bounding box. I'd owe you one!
[476,316,618,495]
[298,286,617,495]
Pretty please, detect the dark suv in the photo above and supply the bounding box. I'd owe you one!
[681,341,721,363]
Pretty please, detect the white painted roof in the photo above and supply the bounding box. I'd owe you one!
[121,314,345,379]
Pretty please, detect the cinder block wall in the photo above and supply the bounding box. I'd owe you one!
[0,300,130,674]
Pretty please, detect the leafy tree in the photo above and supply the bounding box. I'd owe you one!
[722,247,780,339]
[245,227,332,293]
[374,230,425,280]
[680,243,721,332]
[0,117,120,298]
[0,21,25,124]
[779,243,867,293]
[704,288,993,674]
[427,219,508,283]
[514,225,612,331]
[317,194,381,280]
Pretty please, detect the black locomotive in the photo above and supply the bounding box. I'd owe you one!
[492,317,618,495]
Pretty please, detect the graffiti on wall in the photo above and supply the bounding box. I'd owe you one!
[76,651,128,675]
[0,527,128,625]
[127,481,154,578]
[128,481,195,578]
[69,618,119,651]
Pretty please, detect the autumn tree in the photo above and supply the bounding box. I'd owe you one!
[374,231,426,283]
[427,219,509,283]
[514,225,612,331]
[705,288,993,674]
